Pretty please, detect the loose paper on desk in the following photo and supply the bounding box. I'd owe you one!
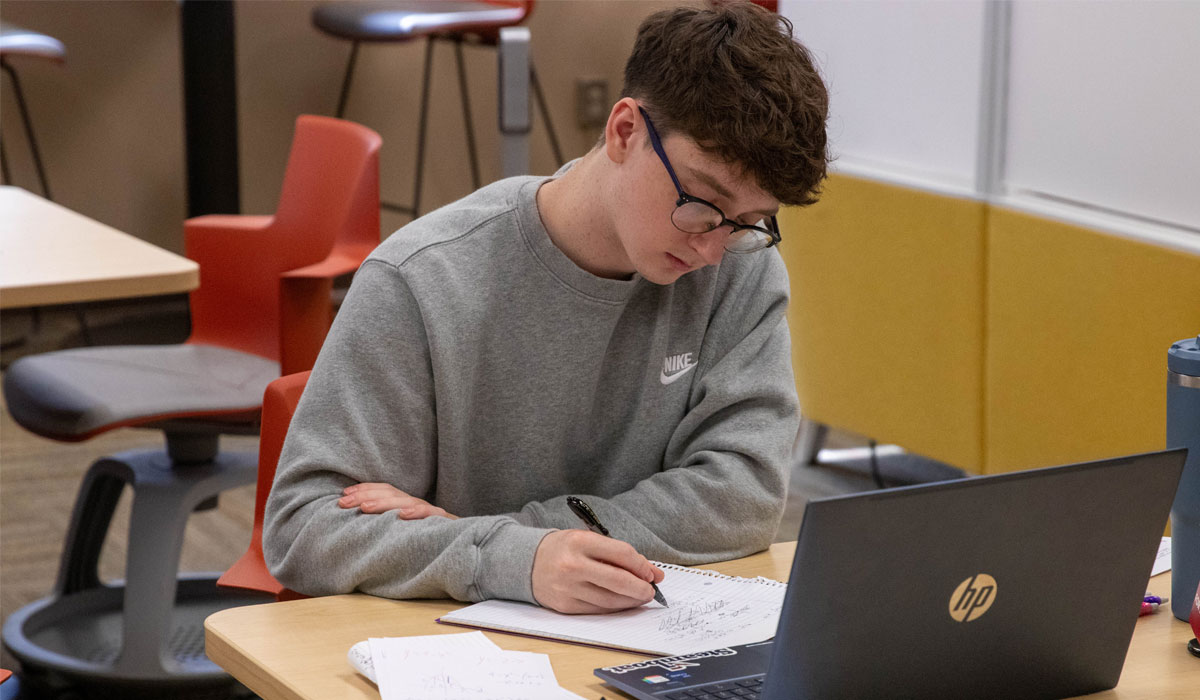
[1151,537,1171,577]
[439,562,787,656]
[351,632,499,684]
[367,633,584,700]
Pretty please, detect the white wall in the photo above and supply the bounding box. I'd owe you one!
[782,0,988,195]
[781,0,1200,247]
[1005,0,1200,231]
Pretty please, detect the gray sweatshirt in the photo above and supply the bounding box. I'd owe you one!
[263,172,800,605]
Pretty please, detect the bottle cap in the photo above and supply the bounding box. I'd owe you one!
[1168,335,1200,377]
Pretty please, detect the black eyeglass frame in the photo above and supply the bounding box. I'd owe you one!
[638,106,780,253]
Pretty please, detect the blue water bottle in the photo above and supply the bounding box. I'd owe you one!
[1168,334,1200,621]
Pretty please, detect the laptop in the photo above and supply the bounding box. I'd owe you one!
[596,449,1186,700]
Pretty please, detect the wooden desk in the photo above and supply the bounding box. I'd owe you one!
[205,542,1199,700]
[0,186,199,309]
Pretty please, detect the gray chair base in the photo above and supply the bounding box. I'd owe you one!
[1,444,274,696]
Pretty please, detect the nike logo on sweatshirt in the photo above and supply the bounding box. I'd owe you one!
[660,352,697,385]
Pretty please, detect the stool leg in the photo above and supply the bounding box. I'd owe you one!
[1,59,52,200]
[0,133,11,184]
[335,41,360,119]
[53,464,127,596]
[410,37,436,219]
[453,38,481,190]
[114,474,192,674]
[530,65,564,166]
[109,448,257,676]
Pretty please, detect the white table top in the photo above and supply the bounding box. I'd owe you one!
[0,186,198,309]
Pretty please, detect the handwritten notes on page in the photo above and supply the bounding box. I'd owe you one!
[349,631,498,684]
[1151,537,1171,577]
[438,563,787,656]
[354,632,584,700]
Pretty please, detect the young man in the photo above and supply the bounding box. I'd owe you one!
[264,2,828,615]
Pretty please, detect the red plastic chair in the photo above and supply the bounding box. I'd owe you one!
[0,116,379,692]
[218,371,312,601]
[5,115,381,443]
[186,114,382,377]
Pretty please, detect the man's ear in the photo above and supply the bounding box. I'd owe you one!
[603,98,641,164]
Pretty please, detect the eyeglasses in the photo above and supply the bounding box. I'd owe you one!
[639,106,780,253]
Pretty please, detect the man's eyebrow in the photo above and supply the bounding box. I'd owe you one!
[681,164,735,202]
[681,164,777,219]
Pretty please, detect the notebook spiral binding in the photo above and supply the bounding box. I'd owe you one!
[653,562,787,588]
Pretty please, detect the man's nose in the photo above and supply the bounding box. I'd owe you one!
[690,229,727,267]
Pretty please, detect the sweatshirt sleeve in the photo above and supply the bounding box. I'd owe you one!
[263,260,554,603]
[514,252,799,565]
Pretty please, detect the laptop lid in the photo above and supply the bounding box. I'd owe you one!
[763,448,1185,700]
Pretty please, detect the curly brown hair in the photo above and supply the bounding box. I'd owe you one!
[621,3,829,207]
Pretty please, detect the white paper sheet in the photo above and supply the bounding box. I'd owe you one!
[373,645,566,700]
[1151,536,1171,577]
[351,631,498,684]
[439,563,787,656]
[354,632,584,699]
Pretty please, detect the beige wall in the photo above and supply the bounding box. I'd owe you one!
[2,0,692,253]
[1,1,185,251]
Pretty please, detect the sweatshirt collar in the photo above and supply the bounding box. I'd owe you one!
[516,165,642,304]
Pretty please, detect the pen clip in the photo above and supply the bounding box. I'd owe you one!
[566,496,610,537]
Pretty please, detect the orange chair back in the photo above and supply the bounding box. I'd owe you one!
[272,118,382,258]
[186,116,381,363]
[217,371,311,600]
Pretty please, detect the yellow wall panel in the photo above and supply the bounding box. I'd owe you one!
[779,175,987,471]
[986,208,1200,473]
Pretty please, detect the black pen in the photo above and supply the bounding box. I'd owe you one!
[566,496,669,607]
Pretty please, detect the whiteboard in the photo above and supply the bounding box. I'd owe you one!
[780,0,988,192]
[1004,0,1200,230]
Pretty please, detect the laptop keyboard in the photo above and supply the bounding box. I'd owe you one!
[661,676,766,699]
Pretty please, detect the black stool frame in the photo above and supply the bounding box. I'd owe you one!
[335,35,563,219]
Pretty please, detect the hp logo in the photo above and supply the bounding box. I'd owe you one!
[949,574,997,622]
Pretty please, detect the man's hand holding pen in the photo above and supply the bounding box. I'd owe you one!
[337,483,666,615]
[531,528,665,614]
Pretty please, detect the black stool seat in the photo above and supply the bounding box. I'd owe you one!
[4,344,280,442]
[314,1,527,43]
[0,22,66,61]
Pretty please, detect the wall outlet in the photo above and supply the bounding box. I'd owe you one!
[576,78,610,128]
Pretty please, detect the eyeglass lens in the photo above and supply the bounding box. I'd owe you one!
[671,201,773,252]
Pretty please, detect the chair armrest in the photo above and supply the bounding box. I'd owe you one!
[279,249,369,281]
[278,250,371,375]
[184,214,273,236]
[184,215,274,263]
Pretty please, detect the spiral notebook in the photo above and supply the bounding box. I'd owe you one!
[437,562,787,656]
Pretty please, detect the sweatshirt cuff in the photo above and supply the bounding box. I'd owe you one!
[475,521,555,604]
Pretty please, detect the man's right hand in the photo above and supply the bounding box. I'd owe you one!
[531,529,665,614]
